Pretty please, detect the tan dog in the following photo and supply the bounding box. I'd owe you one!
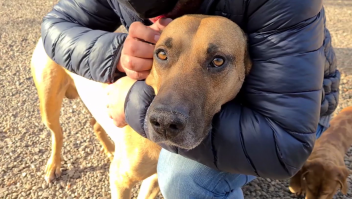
[30,14,251,199]
[289,106,352,199]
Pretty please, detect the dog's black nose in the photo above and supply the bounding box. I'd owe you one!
[149,110,187,136]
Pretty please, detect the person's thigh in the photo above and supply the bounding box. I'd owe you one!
[157,149,256,199]
[157,124,330,199]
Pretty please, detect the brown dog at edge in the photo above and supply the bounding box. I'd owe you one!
[30,15,251,199]
[289,107,352,199]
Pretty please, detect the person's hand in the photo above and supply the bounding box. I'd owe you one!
[106,76,137,127]
[117,18,173,80]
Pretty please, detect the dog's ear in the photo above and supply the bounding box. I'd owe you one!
[300,169,310,188]
[299,160,315,187]
[145,67,160,94]
[244,45,252,76]
[240,30,252,76]
[335,166,350,195]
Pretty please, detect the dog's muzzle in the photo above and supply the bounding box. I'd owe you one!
[149,108,188,138]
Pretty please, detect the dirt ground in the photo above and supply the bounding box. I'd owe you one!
[0,0,352,199]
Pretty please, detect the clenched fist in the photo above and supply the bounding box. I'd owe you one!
[117,18,173,80]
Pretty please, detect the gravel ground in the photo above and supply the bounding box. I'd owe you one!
[0,0,351,199]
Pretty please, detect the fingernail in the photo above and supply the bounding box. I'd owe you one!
[154,34,160,42]
[164,18,173,24]
[106,104,109,108]
[160,18,173,25]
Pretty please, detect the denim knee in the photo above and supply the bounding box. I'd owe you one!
[315,124,329,139]
[157,123,329,198]
[157,149,255,199]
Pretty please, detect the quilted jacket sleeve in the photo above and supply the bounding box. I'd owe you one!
[125,0,327,179]
[41,0,127,83]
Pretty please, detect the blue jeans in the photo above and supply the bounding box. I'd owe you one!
[157,124,328,199]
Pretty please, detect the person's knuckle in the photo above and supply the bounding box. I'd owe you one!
[142,72,149,79]
[143,60,152,71]
[137,73,144,80]
[122,56,133,70]
[131,23,156,43]
[127,70,139,80]
[124,35,130,42]
[123,39,133,52]
[126,40,141,56]
[126,57,135,70]
[120,55,126,65]
[129,43,138,55]
[129,22,138,31]
[129,22,143,34]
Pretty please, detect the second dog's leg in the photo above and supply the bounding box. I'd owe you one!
[138,174,160,199]
[288,170,305,196]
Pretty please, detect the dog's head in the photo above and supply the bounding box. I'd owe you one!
[145,15,251,149]
[299,160,350,199]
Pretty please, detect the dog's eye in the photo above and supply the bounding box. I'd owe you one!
[211,56,225,67]
[156,50,168,60]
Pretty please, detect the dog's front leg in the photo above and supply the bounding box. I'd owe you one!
[109,152,136,199]
[289,170,305,196]
[138,173,160,199]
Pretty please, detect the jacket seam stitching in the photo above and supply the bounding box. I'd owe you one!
[245,88,321,95]
[87,32,108,80]
[239,108,259,176]
[267,118,293,174]
[251,44,324,62]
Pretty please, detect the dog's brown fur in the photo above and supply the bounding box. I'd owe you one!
[30,15,250,198]
[289,107,352,199]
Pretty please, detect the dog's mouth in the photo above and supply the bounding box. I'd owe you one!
[147,121,210,150]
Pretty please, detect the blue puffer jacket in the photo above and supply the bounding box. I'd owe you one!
[41,0,340,179]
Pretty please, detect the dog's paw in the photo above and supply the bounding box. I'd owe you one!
[289,186,305,197]
[45,156,62,183]
[100,147,114,161]
[106,151,114,161]
[296,190,305,197]
[289,185,299,194]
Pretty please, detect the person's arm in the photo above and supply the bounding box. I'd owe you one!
[124,0,330,179]
[41,0,126,83]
